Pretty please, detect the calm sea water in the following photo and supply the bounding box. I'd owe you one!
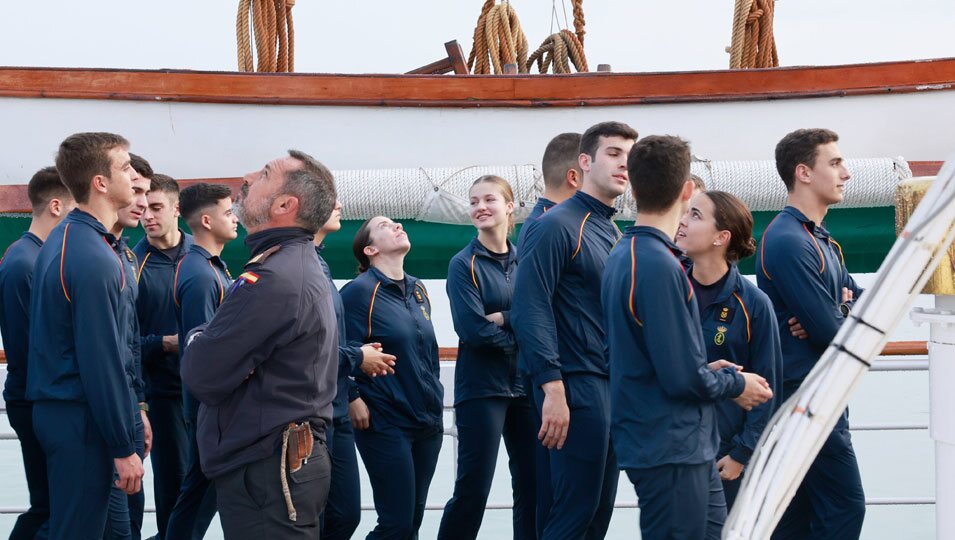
[0,275,936,539]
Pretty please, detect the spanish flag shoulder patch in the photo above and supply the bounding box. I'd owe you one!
[229,271,260,294]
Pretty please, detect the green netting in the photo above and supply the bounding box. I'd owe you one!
[0,206,895,279]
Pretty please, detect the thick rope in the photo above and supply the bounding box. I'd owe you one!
[572,0,585,46]
[729,0,778,69]
[527,29,588,74]
[468,1,529,74]
[237,0,296,72]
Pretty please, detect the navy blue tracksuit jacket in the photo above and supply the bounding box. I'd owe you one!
[512,191,619,385]
[694,264,783,467]
[340,267,444,431]
[757,206,863,387]
[757,206,866,539]
[603,226,745,471]
[447,238,522,404]
[517,197,555,249]
[0,232,42,404]
[174,244,233,423]
[133,232,193,399]
[28,209,136,456]
[116,238,146,404]
[511,190,620,540]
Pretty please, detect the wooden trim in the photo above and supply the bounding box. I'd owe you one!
[0,341,931,364]
[0,163,942,214]
[2,58,955,108]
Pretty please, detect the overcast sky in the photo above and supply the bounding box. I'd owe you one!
[2,0,953,73]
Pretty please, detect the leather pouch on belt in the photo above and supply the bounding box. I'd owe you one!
[285,422,313,474]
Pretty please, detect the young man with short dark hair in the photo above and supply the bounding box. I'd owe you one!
[512,121,637,539]
[28,132,145,537]
[758,128,866,539]
[602,135,772,540]
[105,168,152,540]
[518,132,584,247]
[165,182,238,538]
[133,172,193,537]
[0,166,74,540]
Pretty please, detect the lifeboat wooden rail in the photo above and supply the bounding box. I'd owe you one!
[0,163,943,215]
[2,57,955,108]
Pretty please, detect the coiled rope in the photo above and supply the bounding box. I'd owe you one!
[729,0,778,69]
[467,0,529,74]
[237,0,296,72]
[527,29,588,74]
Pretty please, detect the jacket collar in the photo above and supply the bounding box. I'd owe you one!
[572,191,617,219]
[66,208,113,240]
[469,237,517,267]
[367,265,412,295]
[245,226,311,256]
[142,229,193,260]
[782,206,831,238]
[20,231,42,247]
[625,225,682,257]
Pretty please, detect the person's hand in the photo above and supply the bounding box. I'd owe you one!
[114,453,145,495]
[717,455,744,481]
[349,398,371,430]
[485,312,505,327]
[141,409,153,459]
[708,359,742,372]
[843,287,854,304]
[788,317,808,340]
[162,335,179,353]
[733,372,773,411]
[539,381,570,450]
[359,343,396,377]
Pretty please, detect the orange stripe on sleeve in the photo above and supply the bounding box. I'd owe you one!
[208,260,225,305]
[367,281,381,340]
[572,212,592,260]
[628,237,642,326]
[173,258,185,307]
[802,223,826,274]
[733,292,752,343]
[760,214,781,281]
[60,224,71,303]
[137,252,150,283]
[469,254,479,289]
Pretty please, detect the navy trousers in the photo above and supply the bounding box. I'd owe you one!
[355,419,443,540]
[34,401,130,539]
[627,462,726,540]
[772,409,866,540]
[165,392,217,540]
[437,396,537,540]
[7,400,50,540]
[104,412,146,540]
[533,375,618,540]
[321,418,362,540]
[147,395,190,538]
[721,473,742,512]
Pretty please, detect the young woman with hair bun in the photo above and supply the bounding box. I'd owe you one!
[676,190,784,510]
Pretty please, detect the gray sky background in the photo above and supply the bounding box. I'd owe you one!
[2,0,953,73]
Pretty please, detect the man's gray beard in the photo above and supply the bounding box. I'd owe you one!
[233,196,272,230]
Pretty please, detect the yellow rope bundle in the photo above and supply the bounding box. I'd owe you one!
[527,29,588,74]
[467,0,529,74]
[237,0,296,72]
[729,0,778,69]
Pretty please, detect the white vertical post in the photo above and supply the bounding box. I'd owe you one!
[912,294,955,539]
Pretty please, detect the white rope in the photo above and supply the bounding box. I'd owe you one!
[328,157,911,225]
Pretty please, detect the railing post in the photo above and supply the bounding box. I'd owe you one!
[912,294,955,539]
